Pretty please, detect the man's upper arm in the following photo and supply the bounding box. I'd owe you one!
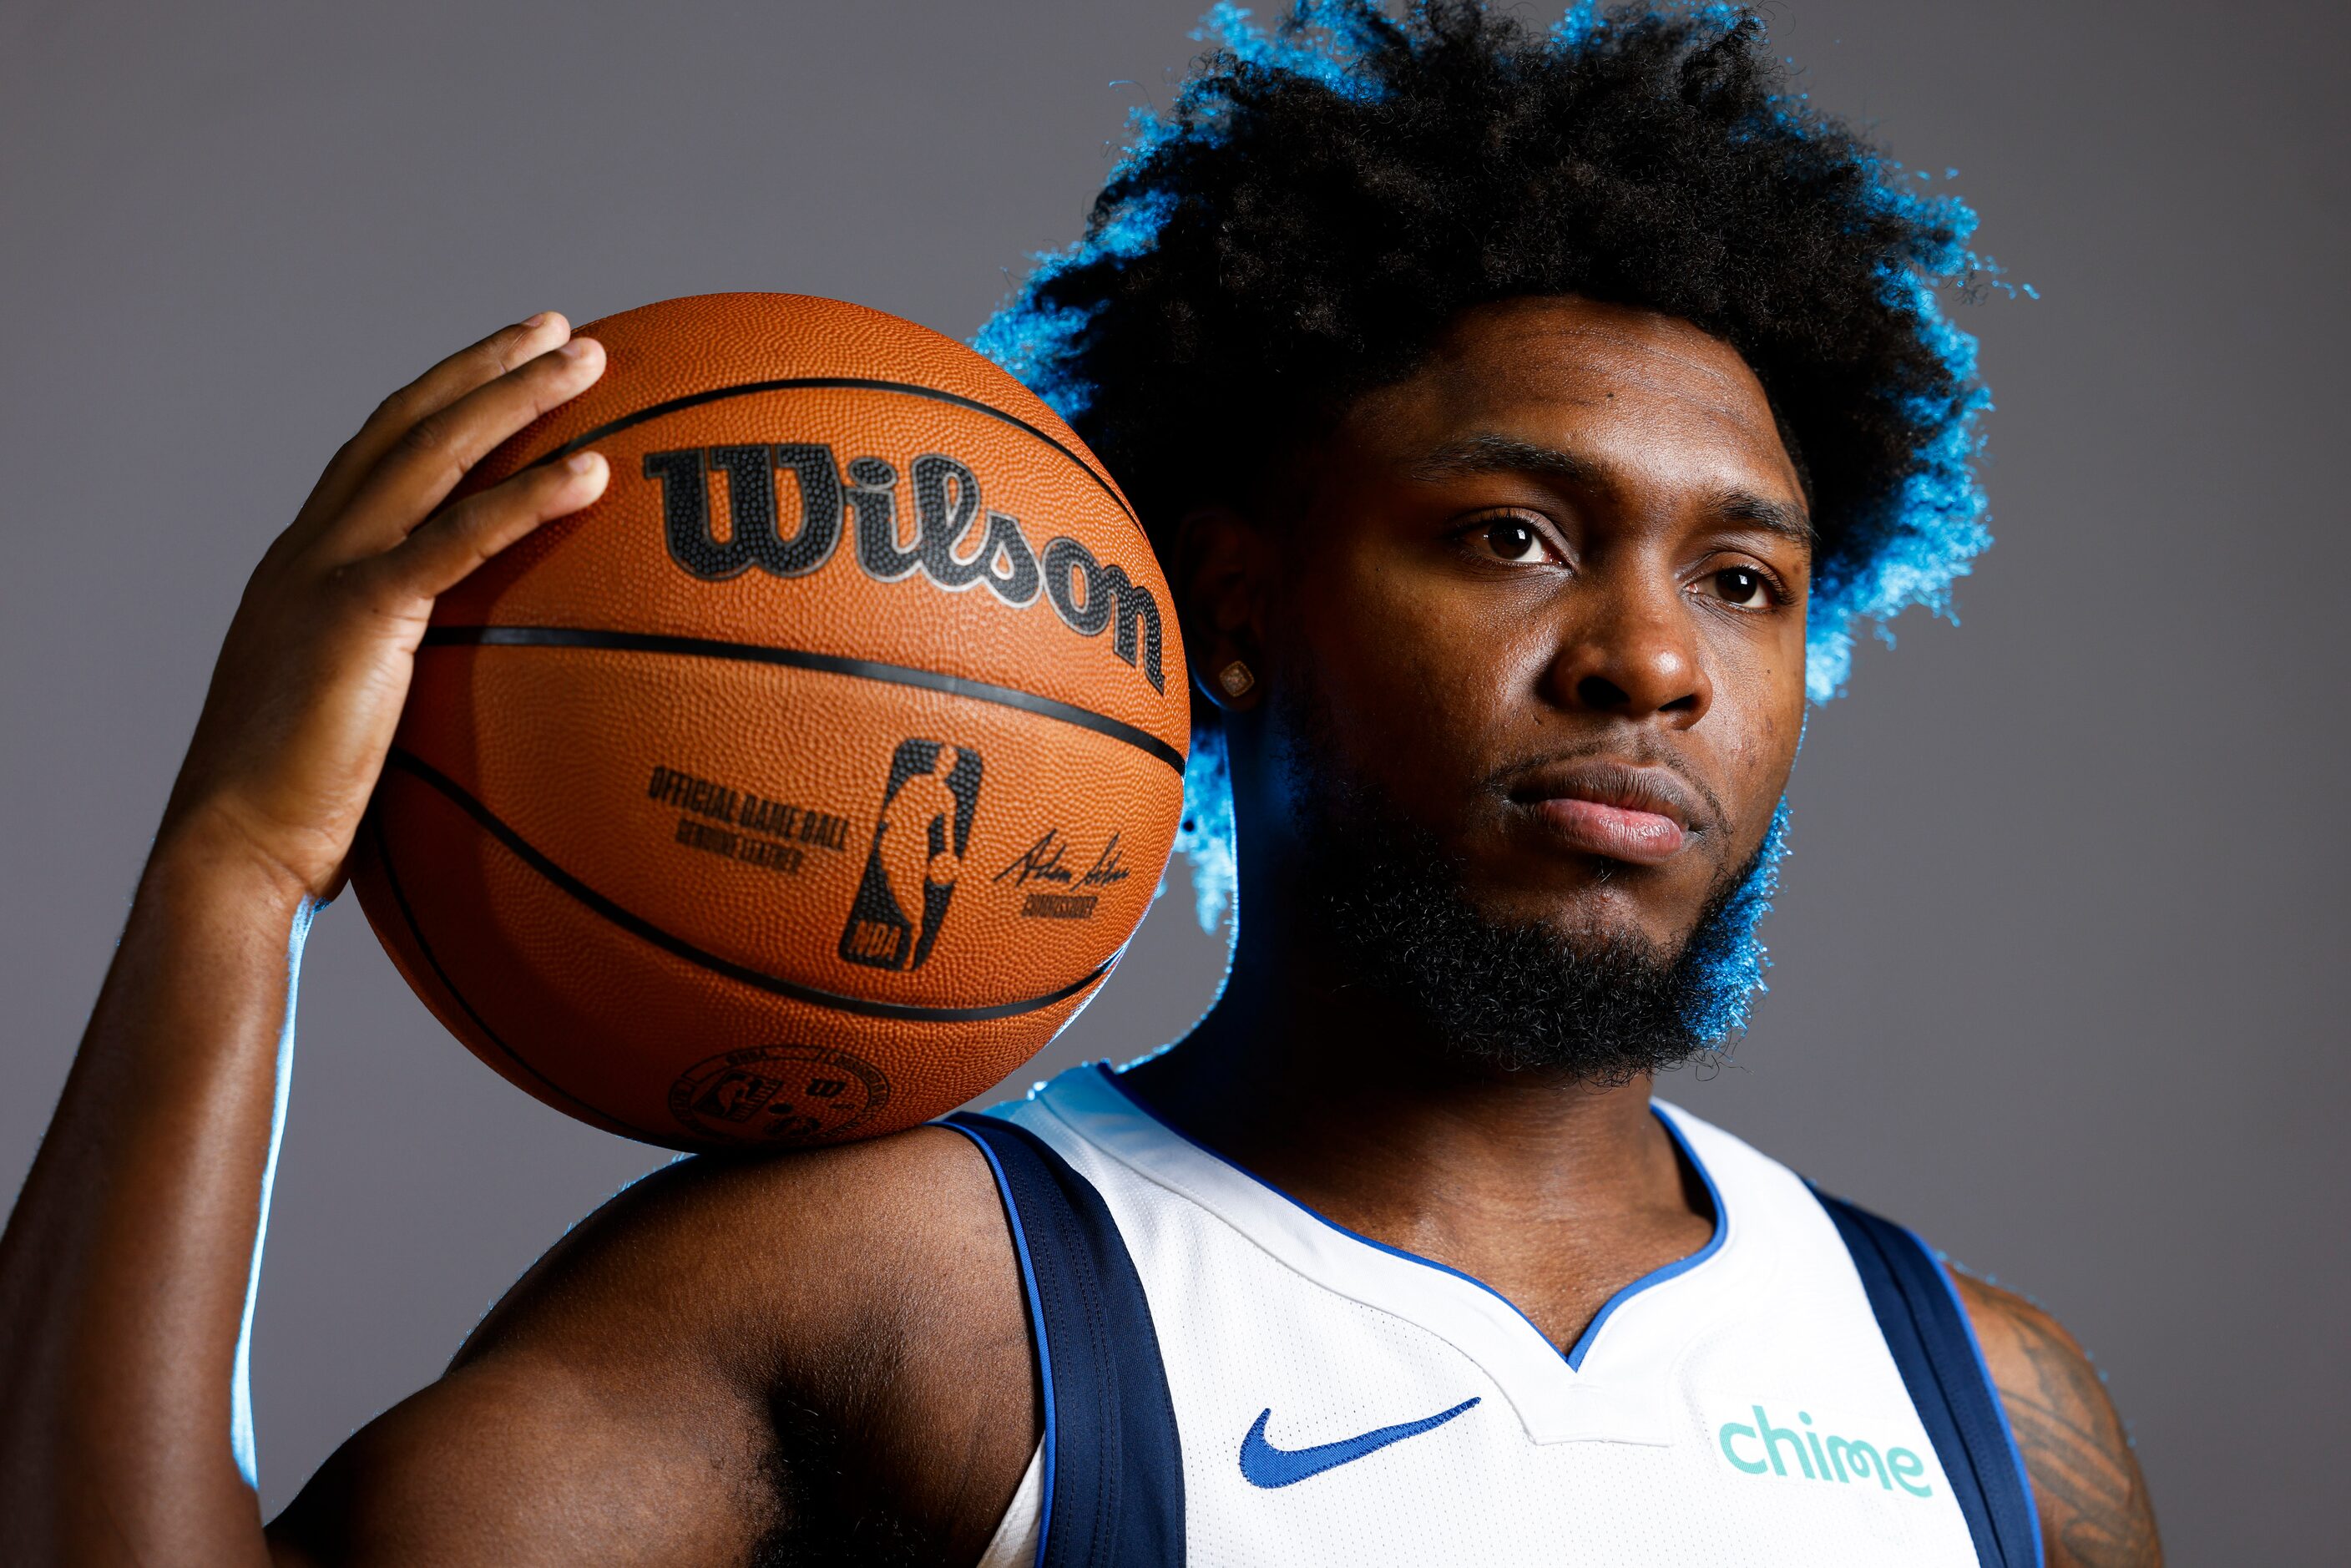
[265,1346,779,1568]
[260,1125,1033,1568]
[1952,1269,2162,1568]
[261,1150,799,1568]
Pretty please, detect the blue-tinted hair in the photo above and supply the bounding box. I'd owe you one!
[979,2,1999,964]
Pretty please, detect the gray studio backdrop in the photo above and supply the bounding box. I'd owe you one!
[3,0,2343,1556]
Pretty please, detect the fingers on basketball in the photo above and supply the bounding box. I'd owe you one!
[385,451,609,599]
[295,314,572,537]
[350,293,1191,1148]
[338,336,607,558]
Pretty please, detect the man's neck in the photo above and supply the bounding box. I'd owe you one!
[1118,929,1716,1351]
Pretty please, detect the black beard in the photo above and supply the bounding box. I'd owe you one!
[1286,720,1764,1085]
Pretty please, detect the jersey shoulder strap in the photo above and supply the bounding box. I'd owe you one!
[941,1110,1185,1568]
[1813,1188,2045,1568]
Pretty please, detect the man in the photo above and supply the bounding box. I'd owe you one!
[0,3,2160,1564]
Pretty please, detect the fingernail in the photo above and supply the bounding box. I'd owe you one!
[558,336,596,360]
[520,311,552,330]
[564,451,603,476]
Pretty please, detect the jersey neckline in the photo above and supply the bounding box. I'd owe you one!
[1002,1062,1748,1443]
[1089,1063,1727,1372]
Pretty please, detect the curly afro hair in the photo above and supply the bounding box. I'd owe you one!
[977,0,2000,924]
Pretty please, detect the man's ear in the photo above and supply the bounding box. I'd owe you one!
[1175,506,1272,712]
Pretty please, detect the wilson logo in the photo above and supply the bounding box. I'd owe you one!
[642,443,1165,692]
[1716,1404,1936,1498]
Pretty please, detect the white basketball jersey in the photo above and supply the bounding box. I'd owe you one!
[949,1063,2041,1568]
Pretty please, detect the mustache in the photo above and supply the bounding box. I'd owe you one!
[1479,736,1731,839]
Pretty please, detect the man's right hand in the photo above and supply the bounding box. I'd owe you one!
[1,312,1041,1568]
[160,311,609,901]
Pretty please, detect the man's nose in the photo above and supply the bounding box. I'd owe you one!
[1542,569,1712,726]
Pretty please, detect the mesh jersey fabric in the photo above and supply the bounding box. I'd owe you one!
[960,1062,2023,1566]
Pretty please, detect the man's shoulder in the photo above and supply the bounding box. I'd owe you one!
[1951,1269,2163,1567]
[272,1126,1035,1563]
[1654,1123,2166,1568]
[436,1121,1035,1560]
[462,1121,1020,1371]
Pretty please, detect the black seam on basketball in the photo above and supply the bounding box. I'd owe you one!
[366,807,680,1145]
[386,748,1115,1024]
[421,625,1187,774]
[520,376,1135,524]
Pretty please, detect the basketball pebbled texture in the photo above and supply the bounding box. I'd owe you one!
[347,294,1190,1151]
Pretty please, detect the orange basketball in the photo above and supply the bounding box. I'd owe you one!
[348,293,1188,1151]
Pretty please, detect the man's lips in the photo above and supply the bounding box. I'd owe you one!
[1509,761,1704,867]
[1527,797,1686,864]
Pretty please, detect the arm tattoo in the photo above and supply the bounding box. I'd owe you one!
[1953,1271,2162,1568]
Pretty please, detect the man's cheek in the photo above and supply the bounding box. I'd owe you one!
[1714,667,1801,790]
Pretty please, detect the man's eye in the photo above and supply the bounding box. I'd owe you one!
[1704,566,1773,608]
[1474,518,1551,565]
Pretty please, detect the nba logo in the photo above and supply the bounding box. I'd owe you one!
[839,739,984,972]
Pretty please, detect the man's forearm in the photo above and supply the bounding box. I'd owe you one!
[0,817,313,1566]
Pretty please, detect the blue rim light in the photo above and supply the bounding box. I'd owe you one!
[980,3,2005,1040]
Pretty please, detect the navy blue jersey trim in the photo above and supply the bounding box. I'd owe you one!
[942,1112,1184,1568]
[943,1120,1059,1564]
[1815,1189,2045,1568]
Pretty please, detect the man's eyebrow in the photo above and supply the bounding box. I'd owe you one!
[1712,491,1816,549]
[1406,433,1603,485]
[1408,432,1814,547]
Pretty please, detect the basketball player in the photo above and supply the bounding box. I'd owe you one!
[0,5,2160,1565]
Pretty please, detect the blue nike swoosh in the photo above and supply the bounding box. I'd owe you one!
[1237,1397,1482,1488]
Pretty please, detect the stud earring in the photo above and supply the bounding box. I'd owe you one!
[1217,660,1256,699]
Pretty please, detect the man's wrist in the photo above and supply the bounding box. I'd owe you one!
[144,803,321,924]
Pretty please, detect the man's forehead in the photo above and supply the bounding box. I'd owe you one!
[1442,291,1747,369]
[1345,297,1806,507]
[1418,301,1776,427]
